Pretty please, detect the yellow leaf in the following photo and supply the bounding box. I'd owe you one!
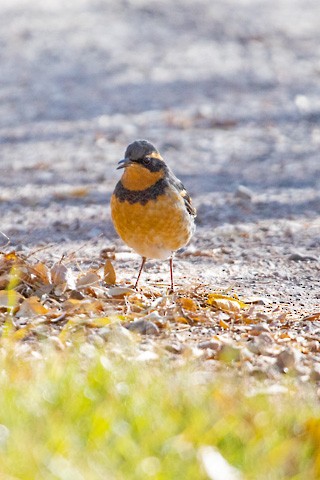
[175,316,190,324]
[179,297,198,312]
[58,318,77,343]
[12,325,32,341]
[89,317,112,327]
[86,314,127,327]
[207,293,247,313]
[17,296,50,317]
[219,319,230,329]
[4,251,19,262]
[103,259,116,285]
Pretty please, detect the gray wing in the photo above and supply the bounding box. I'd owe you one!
[168,171,197,217]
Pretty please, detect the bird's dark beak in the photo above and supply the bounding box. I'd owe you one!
[117,158,132,170]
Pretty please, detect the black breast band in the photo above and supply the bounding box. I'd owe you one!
[114,178,167,205]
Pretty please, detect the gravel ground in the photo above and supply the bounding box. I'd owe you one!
[1,0,320,317]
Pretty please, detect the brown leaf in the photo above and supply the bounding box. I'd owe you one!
[103,259,116,285]
[63,298,104,314]
[16,296,51,317]
[302,312,320,322]
[51,263,76,290]
[77,271,100,289]
[32,262,52,285]
[0,273,10,290]
[107,287,135,298]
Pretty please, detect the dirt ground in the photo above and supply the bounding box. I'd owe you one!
[1,0,320,319]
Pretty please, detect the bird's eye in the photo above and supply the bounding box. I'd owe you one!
[143,157,151,166]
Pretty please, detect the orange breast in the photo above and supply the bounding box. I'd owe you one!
[111,189,194,260]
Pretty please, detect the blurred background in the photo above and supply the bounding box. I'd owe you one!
[1,0,320,307]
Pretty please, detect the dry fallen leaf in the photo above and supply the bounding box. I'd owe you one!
[219,318,230,329]
[107,287,135,298]
[16,296,51,318]
[103,259,116,285]
[63,298,104,315]
[207,293,247,314]
[3,251,20,263]
[77,271,101,290]
[178,297,198,312]
[51,263,76,290]
[12,325,33,341]
[302,312,320,322]
[32,262,52,285]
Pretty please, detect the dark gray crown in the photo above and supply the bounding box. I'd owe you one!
[124,140,158,160]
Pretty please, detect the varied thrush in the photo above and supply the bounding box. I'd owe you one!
[111,140,196,291]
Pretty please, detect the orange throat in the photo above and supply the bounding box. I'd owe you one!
[120,164,164,190]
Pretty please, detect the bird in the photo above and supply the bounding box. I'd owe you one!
[111,140,196,291]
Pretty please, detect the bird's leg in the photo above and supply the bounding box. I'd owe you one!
[169,256,174,293]
[134,256,146,289]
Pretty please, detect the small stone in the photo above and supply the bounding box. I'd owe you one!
[250,323,271,335]
[247,332,274,354]
[234,185,254,201]
[288,252,318,262]
[276,348,300,372]
[198,340,221,351]
[69,290,85,300]
[165,342,185,354]
[101,325,134,344]
[126,319,160,335]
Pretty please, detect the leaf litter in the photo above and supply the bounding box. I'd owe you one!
[0,249,320,387]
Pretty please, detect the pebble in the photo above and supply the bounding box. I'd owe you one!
[250,323,271,335]
[126,319,160,335]
[234,185,254,201]
[164,342,185,354]
[276,348,300,372]
[198,340,221,351]
[247,332,274,355]
[288,252,318,262]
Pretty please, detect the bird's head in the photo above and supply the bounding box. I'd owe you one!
[117,140,168,190]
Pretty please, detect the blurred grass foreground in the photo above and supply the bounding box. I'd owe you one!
[0,342,319,480]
